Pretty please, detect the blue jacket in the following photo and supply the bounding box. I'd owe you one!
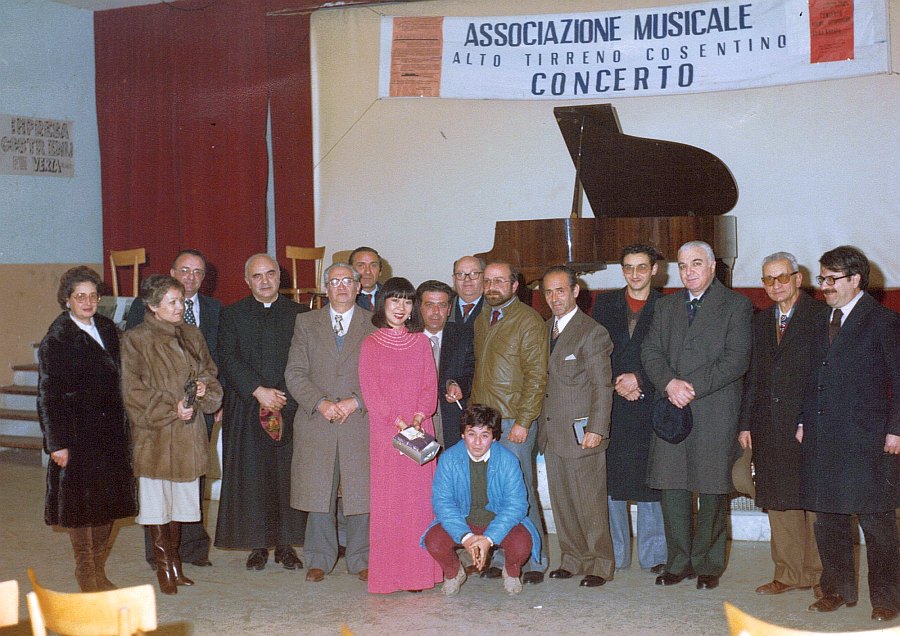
[420,441,541,563]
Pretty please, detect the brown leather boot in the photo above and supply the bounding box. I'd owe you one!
[68,527,97,592]
[90,523,117,591]
[168,522,194,586]
[149,525,177,595]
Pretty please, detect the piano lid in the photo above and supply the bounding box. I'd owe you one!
[554,104,738,218]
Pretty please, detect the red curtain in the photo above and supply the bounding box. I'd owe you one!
[95,0,293,304]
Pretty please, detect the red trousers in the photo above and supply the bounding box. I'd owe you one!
[424,522,532,577]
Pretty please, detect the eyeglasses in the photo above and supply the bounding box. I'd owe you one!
[327,277,356,288]
[761,272,798,286]
[483,278,510,288]
[175,267,205,277]
[71,293,100,304]
[816,274,852,286]
[453,271,483,281]
[622,264,651,274]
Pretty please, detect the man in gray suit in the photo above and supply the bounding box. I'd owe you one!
[642,241,752,590]
[284,263,376,584]
[539,266,615,587]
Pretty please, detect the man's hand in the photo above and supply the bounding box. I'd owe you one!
[738,431,752,449]
[795,426,804,444]
[50,448,68,468]
[462,535,491,571]
[334,397,359,423]
[614,373,640,397]
[884,433,900,454]
[665,379,695,408]
[253,386,287,411]
[214,408,223,424]
[445,381,463,404]
[507,423,529,444]
[176,398,195,421]
[581,431,602,450]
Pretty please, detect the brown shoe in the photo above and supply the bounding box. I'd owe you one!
[808,594,857,612]
[305,568,325,583]
[756,580,808,595]
[813,584,824,599]
[357,569,368,582]
[871,607,898,622]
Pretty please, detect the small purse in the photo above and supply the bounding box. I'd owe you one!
[392,427,440,465]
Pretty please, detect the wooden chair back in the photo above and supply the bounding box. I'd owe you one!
[27,569,157,636]
[281,245,326,308]
[108,248,147,297]
[0,579,18,627]
[723,602,900,636]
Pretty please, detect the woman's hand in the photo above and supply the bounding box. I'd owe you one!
[177,398,195,421]
[394,417,409,431]
[50,448,69,468]
[195,381,207,398]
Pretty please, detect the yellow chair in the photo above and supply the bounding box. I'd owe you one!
[108,248,147,297]
[280,245,326,308]
[26,568,157,636]
[0,579,18,627]
[723,601,900,636]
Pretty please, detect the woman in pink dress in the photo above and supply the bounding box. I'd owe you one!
[359,277,442,594]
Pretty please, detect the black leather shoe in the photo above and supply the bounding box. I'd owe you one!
[274,546,303,570]
[808,594,857,612]
[580,575,606,587]
[549,568,573,579]
[649,563,666,574]
[480,567,503,579]
[190,558,213,567]
[246,548,268,571]
[522,571,544,585]
[696,575,719,590]
[655,570,696,586]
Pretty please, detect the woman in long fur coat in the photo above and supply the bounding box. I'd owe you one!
[37,266,137,592]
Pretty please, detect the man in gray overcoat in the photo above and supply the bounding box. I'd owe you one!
[642,241,752,591]
[284,263,376,584]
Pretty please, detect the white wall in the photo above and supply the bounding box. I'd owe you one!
[312,0,900,289]
[0,0,101,265]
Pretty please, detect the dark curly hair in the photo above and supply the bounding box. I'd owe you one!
[57,266,102,310]
[459,404,503,440]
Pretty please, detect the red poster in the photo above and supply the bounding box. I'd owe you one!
[809,0,854,63]
[389,17,444,97]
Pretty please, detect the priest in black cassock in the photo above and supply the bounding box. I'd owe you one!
[214,254,309,570]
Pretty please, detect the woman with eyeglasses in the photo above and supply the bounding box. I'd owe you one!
[37,266,138,592]
[359,277,442,593]
[121,274,222,595]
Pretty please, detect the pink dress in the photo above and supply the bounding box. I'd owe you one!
[359,327,442,593]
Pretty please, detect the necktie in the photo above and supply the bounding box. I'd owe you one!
[429,335,440,369]
[367,293,375,310]
[687,298,701,325]
[490,309,501,326]
[777,313,789,344]
[462,303,475,321]
[183,299,196,326]
[551,319,560,340]
[334,314,344,337]
[828,308,843,344]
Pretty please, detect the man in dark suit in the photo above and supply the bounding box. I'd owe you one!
[539,265,614,587]
[593,244,667,574]
[349,246,382,311]
[642,240,752,591]
[415,280,475,449]
[448,255,484,326]
[126,248,221,568]
[798,246,900,621]
[739,252,826,598]
[214,254,308,571]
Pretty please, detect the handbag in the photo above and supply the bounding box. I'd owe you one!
[392,427,440,465]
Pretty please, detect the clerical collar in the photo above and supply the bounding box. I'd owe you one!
[467,448,491,463]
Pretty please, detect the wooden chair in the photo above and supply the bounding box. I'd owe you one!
[0,579,18,627]
[26,569,157,636]
[280,245,326,308]
[108,248,147,297]
[723,602,900,636]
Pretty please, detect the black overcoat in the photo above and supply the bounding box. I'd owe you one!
[592,287,662,501]
[799,292,900,514]
[739,292,827,510]
[214,295,308,548]
[37,313,137,527]
[435,322,475,449]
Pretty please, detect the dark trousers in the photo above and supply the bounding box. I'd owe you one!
[814,510,900,609]
[660,489,729,577]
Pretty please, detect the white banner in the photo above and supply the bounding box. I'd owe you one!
[0,114,74,177]
[378,0,890,99]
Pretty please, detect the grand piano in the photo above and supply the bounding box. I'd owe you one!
[475,104,738,286]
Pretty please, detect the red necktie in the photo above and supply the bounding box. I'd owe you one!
[462,303,475,320]
[490,309,500,326]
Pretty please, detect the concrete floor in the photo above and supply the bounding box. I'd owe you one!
[0,448,888,635]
